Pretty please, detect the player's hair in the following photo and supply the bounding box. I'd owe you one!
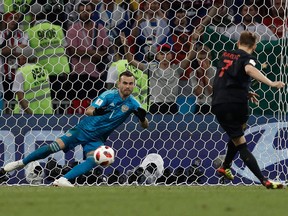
[119,71,135,81]
[239,31,258,48]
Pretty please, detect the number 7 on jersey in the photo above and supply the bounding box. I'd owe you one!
[219,59,233,77]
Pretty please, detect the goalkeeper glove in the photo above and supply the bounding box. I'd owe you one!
[93,107,111,116]
[133,107,147,122]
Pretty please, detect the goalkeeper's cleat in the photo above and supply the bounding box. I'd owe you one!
[263,179,285,189]
[3,160,25,172]
[217,167,234,180]
[53,177,74,187]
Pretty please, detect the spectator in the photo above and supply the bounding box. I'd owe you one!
[12,54,53,114]
[115,0,139,12]
[0,12,28,112]
[25,12,70,104]
[92,0,131,44]
[66,0,110,105]
[173,0,223,97]
[122,31,197,114]
[0,0,33,30]
[116,0,139,26]
[12,52,53,114]
[122,0,223,114]
[131,0,172,62]
[224,2,277,41]
[263,0,288,38]
[106,37,149,110]
[169,8,194,96]
[190,45,215,114]
[209,2,234,34]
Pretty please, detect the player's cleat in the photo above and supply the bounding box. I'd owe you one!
[217,167,234,180]
[263,180,285,189]
[3,160,25,172]
[53,177,74,187]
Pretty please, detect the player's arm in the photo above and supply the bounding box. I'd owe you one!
[180,39,197,70]
[12,70,32,114]
[85,106,111,116]
[120,32,146,72]
[16,92,33,114]
[85,95,111,116]
[245,65,285,89]
[134,107,149,129]
[180,1,222,70]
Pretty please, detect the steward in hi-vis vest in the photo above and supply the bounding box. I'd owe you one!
[113,60,148,110]
[13,56,53,114]
[25,20,70,76]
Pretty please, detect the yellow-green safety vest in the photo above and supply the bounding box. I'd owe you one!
[113,60,149,110]
[3,0,33,30]
[14,64,53,114]
[25,22,70,76]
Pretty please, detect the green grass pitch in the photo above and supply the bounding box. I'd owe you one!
[0,186,287,216]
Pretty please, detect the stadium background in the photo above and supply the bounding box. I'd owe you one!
[0,0,288,186]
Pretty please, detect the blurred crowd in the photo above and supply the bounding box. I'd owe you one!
[0,0,286,115]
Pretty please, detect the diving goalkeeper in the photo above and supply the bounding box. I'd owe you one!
[0,71,148,187]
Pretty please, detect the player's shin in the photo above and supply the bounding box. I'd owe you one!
[22,141,61,165]
[237,143,266,182]
[222,140,238,169]
[63,156,97,180]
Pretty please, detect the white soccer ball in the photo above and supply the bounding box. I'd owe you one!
[94,146,115,166]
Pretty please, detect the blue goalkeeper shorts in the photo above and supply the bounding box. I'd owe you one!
[59,127,104,155]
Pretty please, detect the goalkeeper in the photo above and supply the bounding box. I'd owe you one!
[212,31,285,189]
[0,71,149,187]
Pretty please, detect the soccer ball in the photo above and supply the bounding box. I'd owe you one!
[94,146,115,166]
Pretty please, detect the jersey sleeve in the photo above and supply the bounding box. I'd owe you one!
[91,90,112,108]
[243,56,257,67]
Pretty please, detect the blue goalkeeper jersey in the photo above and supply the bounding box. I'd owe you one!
[76,89,141,141]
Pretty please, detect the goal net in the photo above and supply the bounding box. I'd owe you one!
[0,0,287,186]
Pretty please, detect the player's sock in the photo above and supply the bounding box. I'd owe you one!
[237,143,265,182]
[64,156,96,180]
[22,142,61,165]
[222,140,238,169]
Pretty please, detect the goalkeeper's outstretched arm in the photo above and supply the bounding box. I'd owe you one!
[134,108,149,129]
[85,106,111,116]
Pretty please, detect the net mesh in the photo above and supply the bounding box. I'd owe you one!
[0,0,288,185]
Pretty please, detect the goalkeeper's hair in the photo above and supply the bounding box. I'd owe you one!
[119,71,135,80]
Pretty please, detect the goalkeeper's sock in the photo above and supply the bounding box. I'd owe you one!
[64,156,96,180]
[222,140,238,169]
[22,142,61,165]
[237,143,265,182]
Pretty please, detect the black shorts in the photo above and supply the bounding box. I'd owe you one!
[212,103,249,139]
